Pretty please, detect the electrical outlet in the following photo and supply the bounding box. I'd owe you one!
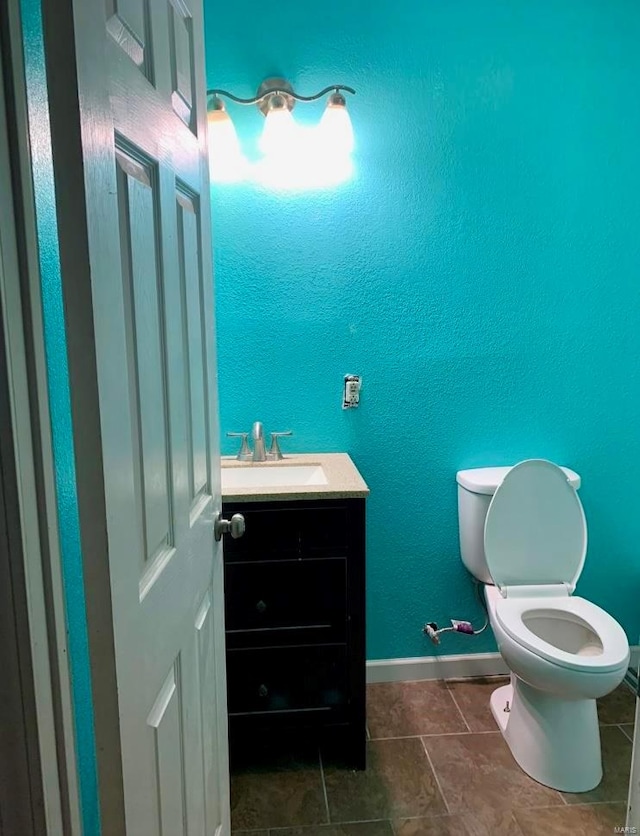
[342,374,361,409]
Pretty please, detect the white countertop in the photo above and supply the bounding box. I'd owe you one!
[220,452,369,502]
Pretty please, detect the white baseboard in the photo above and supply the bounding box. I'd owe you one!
[367,646,640,685]
[366,652,508,683]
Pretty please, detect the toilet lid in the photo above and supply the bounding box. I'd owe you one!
[484,459,587,591]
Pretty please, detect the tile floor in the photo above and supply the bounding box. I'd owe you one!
[230,677,636,836]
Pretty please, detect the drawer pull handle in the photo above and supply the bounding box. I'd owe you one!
[258,684,269,698]
[256,600,267,614]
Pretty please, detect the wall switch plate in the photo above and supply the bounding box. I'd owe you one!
[342,374,361,409]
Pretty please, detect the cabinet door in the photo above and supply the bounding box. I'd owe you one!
[223,502,349,562]
[225,558,346,648]
[226,645,348,717]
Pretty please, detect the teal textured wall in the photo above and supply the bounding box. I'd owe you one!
[20,1,99,831]
[206,0,640,660]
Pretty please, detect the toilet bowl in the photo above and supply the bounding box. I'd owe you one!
[486,585,628,792]
[456,459,630,793]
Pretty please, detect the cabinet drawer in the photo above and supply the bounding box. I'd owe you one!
[227,645,348,717]
[225,559,346,648]
[223,503,349,562]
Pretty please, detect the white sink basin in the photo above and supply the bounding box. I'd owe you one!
[221,464,328,490]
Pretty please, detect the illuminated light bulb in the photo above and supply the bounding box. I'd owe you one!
[254,125,354,191]
[207,98,247,183]
[259,95,297,157]
[319,92,355,155]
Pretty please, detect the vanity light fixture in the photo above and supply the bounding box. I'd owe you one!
[206,77,357,160]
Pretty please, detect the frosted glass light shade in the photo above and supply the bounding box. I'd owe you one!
[207,106,246,182]
[319,99,355,155]
[207,106,241,158]
[259,105,297,156]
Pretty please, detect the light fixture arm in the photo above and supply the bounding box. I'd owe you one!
[207,84,356,106]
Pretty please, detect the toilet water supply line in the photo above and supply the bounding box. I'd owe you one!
[423,581,489,645]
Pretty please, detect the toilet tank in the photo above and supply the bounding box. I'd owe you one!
[456,464,581,584]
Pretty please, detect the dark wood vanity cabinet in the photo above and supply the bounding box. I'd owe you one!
[222,497,366,769]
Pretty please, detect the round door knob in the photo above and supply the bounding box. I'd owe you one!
[229,514,245,538]
[214,511,245,541]
[256,600,267,614]
[258,684,269,698]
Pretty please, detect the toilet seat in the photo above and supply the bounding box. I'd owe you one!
[484,459,628,674]
[494,594,629,673]
[484,459,587,591]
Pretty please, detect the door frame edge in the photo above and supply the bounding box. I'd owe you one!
[0,1,82,832]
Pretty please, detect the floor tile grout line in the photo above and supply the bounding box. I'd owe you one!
[419,735,450,815]
[559,799,632,807]
[369,730,500,741]
[619,723,634,742]
[512,801,624,810]
[509,813,527,836]
[445,688,472,733]
[267,818,392,832]
[317,747,331,825]
[559,795,635,807]
[386,814,457,823]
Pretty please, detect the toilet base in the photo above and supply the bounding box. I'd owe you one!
[490,679,602,793]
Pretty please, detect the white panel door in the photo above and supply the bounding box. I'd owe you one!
[43,0,229,833]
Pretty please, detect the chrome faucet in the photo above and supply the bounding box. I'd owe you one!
[251,421,267,462]
[227,424,293,461]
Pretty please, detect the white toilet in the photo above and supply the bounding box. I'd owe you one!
[456,459,630,793]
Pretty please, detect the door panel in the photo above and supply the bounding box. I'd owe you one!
[106,0,150,73]
[148,665,186,836]
[115,148,173,565]
[176,189,209,505]
[195,590,221,836]
[42,0,228,832]
[168,0,195,127]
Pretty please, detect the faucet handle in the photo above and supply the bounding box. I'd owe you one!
[268,431,292,461]
[227,432,252,461]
